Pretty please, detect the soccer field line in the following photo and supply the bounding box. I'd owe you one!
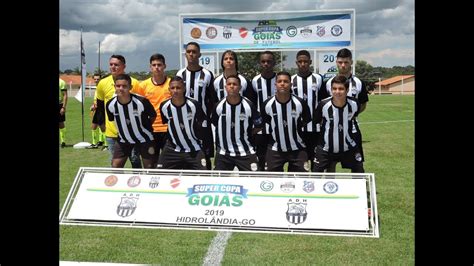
[359,119,414,124]
[202,231,233,266]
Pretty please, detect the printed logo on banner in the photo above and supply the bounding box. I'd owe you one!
[149,176,160,189]
[253,20,282,46]
[206,27,218,39]
[286,198,307,225]
[327,66,338,73]
[127,176,141,187]
[116,193,139,217]
[300,27,312,38]
[170,178,181,188]
[303,180,314,193]
[280,181,295,192]
[286,26,297,37]
[331,25,343,36]
[323,181,338,194]
[186,184,248,207]
[260,180,274,191]
[223,26,232,39]
[316,26,326,37]
[104,175,118,187]
[191,27,202,39]
[239,27,248,38]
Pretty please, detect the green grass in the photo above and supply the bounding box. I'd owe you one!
[60,95,414,265]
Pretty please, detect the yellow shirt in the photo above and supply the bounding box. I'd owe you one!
[135,77,171,132]
[59,78,66,103]
[96,75,140,138]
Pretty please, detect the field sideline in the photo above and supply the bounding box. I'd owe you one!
[60,95,414,265]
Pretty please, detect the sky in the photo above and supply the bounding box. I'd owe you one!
[59,0,414,73]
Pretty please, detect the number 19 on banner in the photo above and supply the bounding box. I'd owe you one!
[199,55,215,73]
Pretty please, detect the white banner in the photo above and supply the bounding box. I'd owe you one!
[62,169,377,236]
[181,12,353,51]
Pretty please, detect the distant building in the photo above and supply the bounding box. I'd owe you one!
[374,75,415,95]
[60,74,97,95]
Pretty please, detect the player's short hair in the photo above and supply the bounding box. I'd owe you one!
[170,76,184,83]
[336,48,352,59]
[150,53,166,64]
[186,42,201,51]
[296,50,311,59]
[276,71,291,81]
[110,54,126,65]
[260,50,274,59]
[225,74,241,85]
[331,75,349,90]
[113,73,132,88]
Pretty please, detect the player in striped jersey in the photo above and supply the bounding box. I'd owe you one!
[176,42,217,169]
[312,75,364,173]
[291,50,325,170]
[262,72,311,172]
[158,76,211,170]
[321,48,369,171]
[213,50,250,101]
[211,75,263,171]
[134,53,171,168]
[105,74,157,169]
[250,51,277,171]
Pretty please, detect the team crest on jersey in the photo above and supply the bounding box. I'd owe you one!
[198,80,205,87]
[331,25,343,36]
[116,194,139,218]
[149,176,160,189]
[286,199,308,225]
[291,109,298,118]
[133,109,139,116]
[187,112,193,120]
[239,113,247,121]
[303,180,314,193]
[179,123,185,130]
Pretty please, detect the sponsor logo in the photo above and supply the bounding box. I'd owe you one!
[331,25,343,36]
[116,193,139,217]
[327,66,338,73]
[191,27,202,39]
[186,184,248,207]
[239,27,248,38]
[280,181,295,192]
[286,198,307,225]
[300,27,312,38]
[286,26,297,37]
[223,26,232,39]
[253,20,282,46]
[104,175,118,187]
[206,26,217,39]
[355,152,362,162]
[201,158,207,167]
[316,26,325,37]
[127,176,141,187]
[148,146,155,155]
[303,180,314,193]
[170,178,181,188]
[149,176,160,189]
[323,181,338,194]
[260,180,274,191]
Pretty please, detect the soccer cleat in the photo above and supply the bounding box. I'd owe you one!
[97,141,104,147]
[102,146,109,151]
[86,144,99,149]
[61,142,66,148]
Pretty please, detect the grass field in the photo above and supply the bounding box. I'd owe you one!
[60,95,414,265]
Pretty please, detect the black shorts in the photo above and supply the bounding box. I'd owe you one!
[157,143,206,170]
[301,131,318,159]
[214,153,258,171]
[312,145,364,172]
[265,148,308,172]
[92,108,105,125]
[59,104,65,122]
[113,141,156,160]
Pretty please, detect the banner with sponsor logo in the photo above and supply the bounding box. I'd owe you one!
[181,11,353,51]
[61,168,379,237]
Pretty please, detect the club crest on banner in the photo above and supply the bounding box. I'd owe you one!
[286,199,307,225]
[116,194,139,218]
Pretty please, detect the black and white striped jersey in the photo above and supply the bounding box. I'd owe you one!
[211,97,263,157]
[213,73,249,101]
[251,73,277,134]
[322,75,369,104]
[262,95,311,152]
[106,94,156,144]
[160,97,210,153]
[176,67,216,116]
[291,73,324,132]
[314,97,361,153]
